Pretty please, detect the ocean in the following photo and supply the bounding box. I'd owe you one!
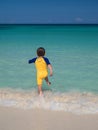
[0,24,98,114]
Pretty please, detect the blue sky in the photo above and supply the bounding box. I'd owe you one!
[0,0,98,24]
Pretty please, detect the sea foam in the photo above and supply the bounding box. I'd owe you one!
[0,88,98,114]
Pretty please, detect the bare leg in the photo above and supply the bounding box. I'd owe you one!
[38,85,43,96]
[45,77,51,86]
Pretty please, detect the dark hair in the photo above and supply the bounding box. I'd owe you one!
[37,47,45,56]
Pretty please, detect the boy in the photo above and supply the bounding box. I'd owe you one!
[28,47,53,96]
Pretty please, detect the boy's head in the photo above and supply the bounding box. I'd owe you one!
[37,47,45,57]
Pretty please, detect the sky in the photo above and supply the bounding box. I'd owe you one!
[0,0,98,24]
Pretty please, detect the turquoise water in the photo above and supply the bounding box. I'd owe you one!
[0,24,98,114]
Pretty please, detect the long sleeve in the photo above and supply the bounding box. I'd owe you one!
[28,57,37,64]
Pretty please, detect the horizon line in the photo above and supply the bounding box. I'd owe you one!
[0,23,98,25]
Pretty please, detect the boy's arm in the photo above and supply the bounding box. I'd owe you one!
[48,64,53,76]
[28,57,37,64]
[44,57,53,76]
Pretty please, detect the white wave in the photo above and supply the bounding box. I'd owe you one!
[0,89,98,114]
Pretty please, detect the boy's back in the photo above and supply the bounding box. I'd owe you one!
[35,57,48,72]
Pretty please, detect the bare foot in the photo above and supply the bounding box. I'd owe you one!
[39,91,43,96]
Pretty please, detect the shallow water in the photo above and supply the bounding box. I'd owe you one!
[0,24,98,114]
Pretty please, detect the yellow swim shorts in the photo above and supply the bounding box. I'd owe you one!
[37,71,48,85]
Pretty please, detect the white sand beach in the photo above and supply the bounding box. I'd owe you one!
[0,106,98,130]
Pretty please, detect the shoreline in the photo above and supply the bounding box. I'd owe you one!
[0,88,98,114]
[0,106,98,130]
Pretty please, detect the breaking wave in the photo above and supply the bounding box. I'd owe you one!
[0,88,98,114]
